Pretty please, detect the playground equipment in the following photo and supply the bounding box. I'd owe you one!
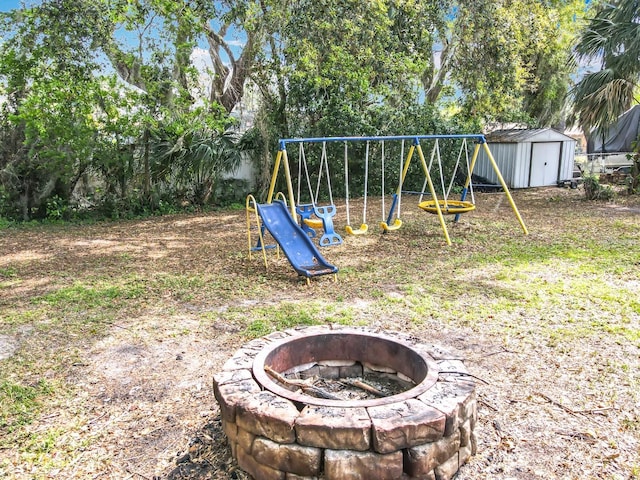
[265,134,528,246]
[247,134,529,281]
[295,142,342,247]
[380,140,404,231]
[417,138,476,217]
[246,195,338,283]
[344,141,369,235]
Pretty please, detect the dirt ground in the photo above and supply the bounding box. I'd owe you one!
[0,187,639,480]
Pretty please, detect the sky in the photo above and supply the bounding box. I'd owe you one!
[0,0,31,11]
[1,0,596,12]
[0,0,597,77]
[0,0,242,70]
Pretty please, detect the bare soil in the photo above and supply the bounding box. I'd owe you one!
[0,187,639,480]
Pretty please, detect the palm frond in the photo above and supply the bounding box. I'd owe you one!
[575,19,614,59]
[572,0,640,132]
[572,73,635,130]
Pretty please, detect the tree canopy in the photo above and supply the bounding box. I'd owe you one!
[572,0,640,132]
[0,0,590,221]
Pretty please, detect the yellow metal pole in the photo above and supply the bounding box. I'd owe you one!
[266,147,296,218]
[396,144,416,194]
[281,148,297,218]
[266,149,283,204]
[246,194,268,269]
[481,142,529,235]
[255,204,269,268]
[416,143,452,246]
[246,195,253,261]
[463,143,482,190]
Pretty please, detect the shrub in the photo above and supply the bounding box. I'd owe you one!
[627,152,640,195]
[45,195,72,221]
[583,175,615,201]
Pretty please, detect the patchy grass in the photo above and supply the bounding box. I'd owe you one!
[0,187,639,479]
[37,280,147,311]
[0,380,52,432]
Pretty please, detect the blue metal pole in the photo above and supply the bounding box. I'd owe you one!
[454,187,468,223]
[385,194,399,226]
[278,134,486,147]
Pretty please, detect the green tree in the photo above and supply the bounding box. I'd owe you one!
[254,0,582,144]
[150,122,258,206]
[93,0,267,207]
[275,1,432,136]
[572,0,640,132]
[449,0,582,125]
[100,0,270,115]
[0,0,257,220]
[0,0,589,221]
[0,0,107,220]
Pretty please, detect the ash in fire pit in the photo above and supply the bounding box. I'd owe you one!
[214,326,477,480]
[275,359,416,401]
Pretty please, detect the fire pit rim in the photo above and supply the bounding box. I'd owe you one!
[252,328,440,408]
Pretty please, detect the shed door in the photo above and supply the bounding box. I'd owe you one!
[529,142,561,187]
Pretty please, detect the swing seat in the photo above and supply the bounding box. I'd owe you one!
[314,205,343,247]
[304,218,324,229]
[296,203,319,238]
[418,200,476,215]
[345,223,368,235]
[380,218,403,232]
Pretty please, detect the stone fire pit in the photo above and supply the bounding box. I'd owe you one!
[213,326,477,480]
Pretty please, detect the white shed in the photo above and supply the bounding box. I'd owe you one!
[474,129,576,188]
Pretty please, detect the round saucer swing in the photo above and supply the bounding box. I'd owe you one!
[418,199,476,215]
[417,137,476,216]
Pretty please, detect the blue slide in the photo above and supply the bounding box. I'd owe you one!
[255,200,338,279]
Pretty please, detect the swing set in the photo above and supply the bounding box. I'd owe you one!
[342,139,405,234]
[263,134,528,246]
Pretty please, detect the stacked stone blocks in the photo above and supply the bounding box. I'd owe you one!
[214,327,477,480]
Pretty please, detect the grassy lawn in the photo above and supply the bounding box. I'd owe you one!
[0,187,639,479]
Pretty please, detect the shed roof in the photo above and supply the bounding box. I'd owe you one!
[485,128,575,143]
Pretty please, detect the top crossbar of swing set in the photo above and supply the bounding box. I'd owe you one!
[278,134,487,149]
[268,133,528,246]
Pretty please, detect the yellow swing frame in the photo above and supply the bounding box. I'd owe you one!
[264,136,528,246]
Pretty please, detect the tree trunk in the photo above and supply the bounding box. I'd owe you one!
[204,22,259,113]
[424,37,456,104]
[143,128,150,199]
[20,181,31,221]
